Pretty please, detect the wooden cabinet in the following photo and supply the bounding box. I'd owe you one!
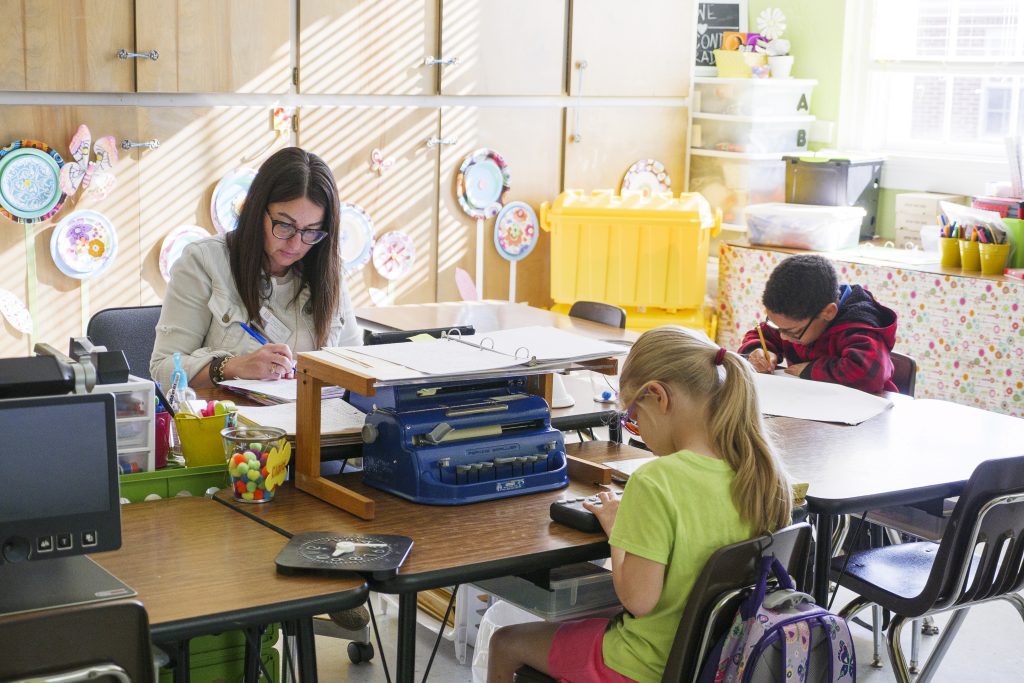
[135,0,291,93]
[439,0,566,96]
[298,0,437,95]
[298,106,441,305]
[436,107,562,305]
[563,106,689,193]
[569,0,694,97]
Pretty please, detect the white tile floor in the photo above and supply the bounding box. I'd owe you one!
[298,585,1024,682]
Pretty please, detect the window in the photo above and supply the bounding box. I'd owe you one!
[841,0,1024,190]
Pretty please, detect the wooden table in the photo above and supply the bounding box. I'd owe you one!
[93,497,368,682]
[215,443,626,682]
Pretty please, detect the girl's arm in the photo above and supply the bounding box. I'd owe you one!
[610,547,665,617]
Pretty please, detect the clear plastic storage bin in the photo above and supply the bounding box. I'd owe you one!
[474,562,619,620]
[689,150,786,227]
[745,203,867,251]
[691,113,814,154]
[694,77,816,116]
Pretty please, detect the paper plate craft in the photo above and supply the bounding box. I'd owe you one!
[0,288,32,334]
[456,148,510,220]
[0,140,66,224]
[621,159,671,197]
[494,201,538,262]
[50,210,118,280]
[59,124,118,202]
[339,202,375,274]
[210,168,257,234]
[372,230,415,281]
[159,225,210,282]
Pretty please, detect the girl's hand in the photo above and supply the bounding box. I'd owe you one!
[223,343,295,381]
[748,348,778,373]
[582,490,621,536]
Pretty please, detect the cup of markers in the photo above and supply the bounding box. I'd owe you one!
[221,426,292,503]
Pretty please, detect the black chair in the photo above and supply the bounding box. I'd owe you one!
[515,523,813,682]
[87,305,163,381]
[834,455,1024,683]
[890,350,917,397]
[0,599,156,681]
[568,301,627,329]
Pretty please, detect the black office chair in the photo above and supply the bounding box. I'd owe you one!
[0,599,156,681]
[568,301,627,329]
[514,523,813,682]
[889,350,917,397]
[87,305,163,381]
[834,455,1024,682]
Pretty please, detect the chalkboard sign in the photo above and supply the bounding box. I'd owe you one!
[695,1,748,76]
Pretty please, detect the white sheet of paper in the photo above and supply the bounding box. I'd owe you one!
[235,398,365,436]
[753,373,893,425]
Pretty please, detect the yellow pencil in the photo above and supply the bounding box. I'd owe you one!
[756,319,770,359]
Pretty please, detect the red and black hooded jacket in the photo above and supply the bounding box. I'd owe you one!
[739,284,898,394]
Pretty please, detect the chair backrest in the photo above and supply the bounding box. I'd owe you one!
[87,306,162,381]
[0,599,156,682]
[568,300,627,329]
[919,455,1024,614]
[890,350,917,397]
[661,523,813,683]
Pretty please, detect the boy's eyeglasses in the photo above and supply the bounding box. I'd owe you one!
[764,315,816,342]
[266,211,329,245]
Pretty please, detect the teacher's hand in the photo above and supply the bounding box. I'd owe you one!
[223,343,295,381]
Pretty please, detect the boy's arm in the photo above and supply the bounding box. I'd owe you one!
[799,329,894,393]
[738,324,784,356]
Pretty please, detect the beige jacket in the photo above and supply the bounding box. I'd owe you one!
[150,235,361,388]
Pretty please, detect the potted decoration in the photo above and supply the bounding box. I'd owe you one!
[756,8,794,78]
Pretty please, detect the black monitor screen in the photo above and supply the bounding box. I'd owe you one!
[0,398,112,522]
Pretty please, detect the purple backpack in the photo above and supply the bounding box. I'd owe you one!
[698,556,856,683]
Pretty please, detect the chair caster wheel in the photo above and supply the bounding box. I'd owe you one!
[348,641,374,664]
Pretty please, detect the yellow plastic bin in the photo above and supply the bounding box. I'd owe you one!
[540,190,721,312]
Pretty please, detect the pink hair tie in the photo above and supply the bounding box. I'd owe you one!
[714,347,727,366]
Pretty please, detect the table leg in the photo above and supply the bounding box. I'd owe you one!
[243,625,264,682]
[173,639,190,683]
[397,592,418,683]
[285,618,318,682]
[813,512,835,606]
[608,419,622,443]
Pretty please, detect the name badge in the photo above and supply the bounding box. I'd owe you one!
[259,306,292,344]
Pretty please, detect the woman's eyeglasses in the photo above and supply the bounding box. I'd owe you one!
[266,211,329,245]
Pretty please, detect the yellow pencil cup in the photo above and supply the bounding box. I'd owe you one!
[939,237,961,268]
[979,242,1010,276]
[959,239,981,271]
[175,413,231,467]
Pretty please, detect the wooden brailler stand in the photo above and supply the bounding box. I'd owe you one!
[294,350,619,521]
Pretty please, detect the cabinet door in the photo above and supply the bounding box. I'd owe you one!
[299,106,441,305]
[19,0,135,92]
[569,0,693,97]
[135,1,291,93]
[437,107,562,305]
[135,107,290,301]
[298,0,437,95]
[0,106,140,357]
[439,0,566,96]
[0,1,26,90]
[563,106,689,192]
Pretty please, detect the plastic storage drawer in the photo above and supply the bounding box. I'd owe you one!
[691,113,814,154]
[689,150,786,227]
[694,77,816,116]
[540,190,721,311]
[783,154,884,240]
[474,562,619,620]
[745,203,867,251]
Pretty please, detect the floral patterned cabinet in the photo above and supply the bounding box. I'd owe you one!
[717,243,1024,417]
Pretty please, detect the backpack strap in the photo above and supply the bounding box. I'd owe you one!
[740,556,796,619]
[781,620,811,683]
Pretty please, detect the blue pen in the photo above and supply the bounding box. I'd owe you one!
[239,322,268,345]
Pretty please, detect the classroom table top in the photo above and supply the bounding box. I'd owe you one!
[354,300,640,344]
[92,496,368,642]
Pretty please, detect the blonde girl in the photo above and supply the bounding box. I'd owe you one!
[488,326,792,683]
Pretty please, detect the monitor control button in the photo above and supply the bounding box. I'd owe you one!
[81,531,98,547]
[36,536,54,553]
[56,533,73,550]
[2,537,31,563]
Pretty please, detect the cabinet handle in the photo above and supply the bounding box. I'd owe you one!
[423,55,459,67]
[425,136,458,149]
[121,139,161,150]
[570,60,588,143]
[117,49,160,61]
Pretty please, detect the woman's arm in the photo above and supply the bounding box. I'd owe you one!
[611,548,665,617]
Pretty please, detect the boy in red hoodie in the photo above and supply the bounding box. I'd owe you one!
[739,254,898,394]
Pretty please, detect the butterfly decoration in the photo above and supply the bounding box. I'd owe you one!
[370,148,394,176]
[836,639,854,678]
[58,124,118,201]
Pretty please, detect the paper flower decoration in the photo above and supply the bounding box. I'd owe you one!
[756,7,787,41]
[264,440,291,492]
[59,124,118,201]
[370,148,394,176]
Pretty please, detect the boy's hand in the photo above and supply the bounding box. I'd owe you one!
[785,361,809,377]
[748,348,778,373]
[582,490,620,536]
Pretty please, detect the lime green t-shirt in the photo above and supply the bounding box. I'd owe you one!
[602,450,753,683]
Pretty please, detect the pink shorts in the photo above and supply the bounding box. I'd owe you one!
[547,618,636,683]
